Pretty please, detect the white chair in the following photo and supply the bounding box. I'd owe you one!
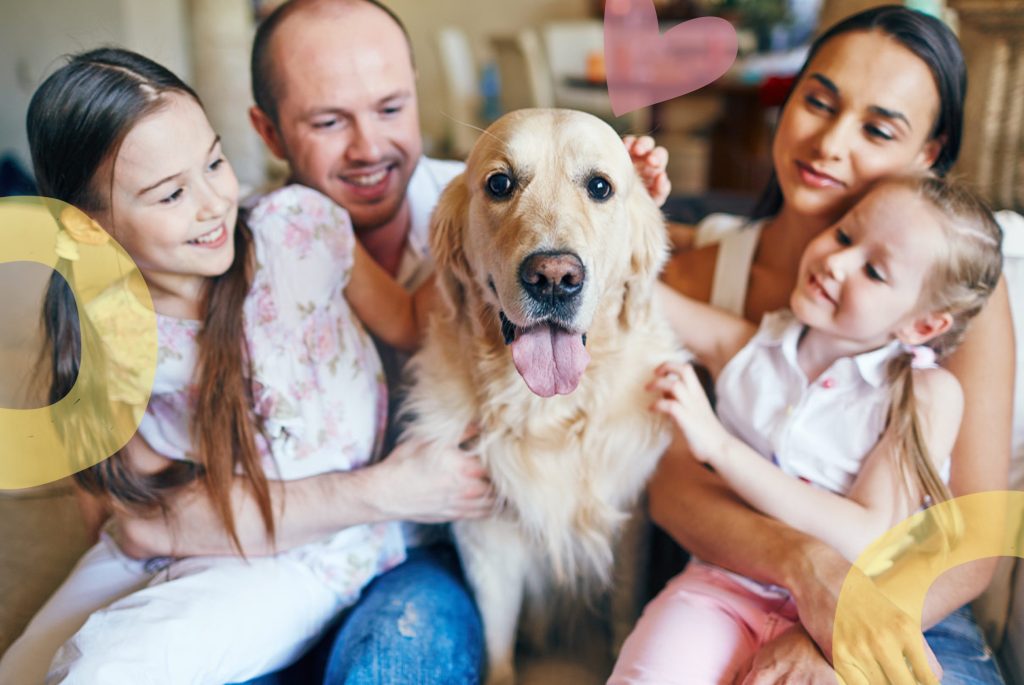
[539,20,616,118]
[490,29,556,112]
[434,27,482,159]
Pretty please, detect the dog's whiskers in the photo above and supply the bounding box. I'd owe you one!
[439,111,510,149]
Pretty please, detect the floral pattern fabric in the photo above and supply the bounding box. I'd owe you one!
[87,184,404,597]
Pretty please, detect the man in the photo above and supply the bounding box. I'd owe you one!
[117,1,670,682]
[246,3,486,680]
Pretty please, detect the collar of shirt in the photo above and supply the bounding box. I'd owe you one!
[756,309,904,389]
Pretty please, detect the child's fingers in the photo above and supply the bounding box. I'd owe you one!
[632,135,656,156]
[623,134,637,150]
[648,376,684,398]
[644,145,668,170]
[651,398,686,424]
[680,362,702,388]
[654,360,691,378]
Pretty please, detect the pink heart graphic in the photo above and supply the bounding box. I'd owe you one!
[604,0,738,116]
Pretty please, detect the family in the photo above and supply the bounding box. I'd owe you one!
[0,0,1014,684]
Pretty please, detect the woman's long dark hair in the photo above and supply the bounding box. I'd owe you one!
[752,5,967,219]
[29,48,274,552]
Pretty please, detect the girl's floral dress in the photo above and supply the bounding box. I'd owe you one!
[88,184,404,600]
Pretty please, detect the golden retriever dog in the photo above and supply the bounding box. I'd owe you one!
[402,109,678,684]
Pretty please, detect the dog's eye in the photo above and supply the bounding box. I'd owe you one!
[587,176,613,201]
[486,173,515,198]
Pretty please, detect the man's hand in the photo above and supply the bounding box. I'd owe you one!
[373,437,495,523]
[624,134,670,207]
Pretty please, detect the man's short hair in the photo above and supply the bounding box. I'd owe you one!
[250,0,414,126]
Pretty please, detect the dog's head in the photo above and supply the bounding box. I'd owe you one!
[431,109,667,398]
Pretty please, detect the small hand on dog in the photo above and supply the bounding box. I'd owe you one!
[647,361,732,466]
[624,134,671,208]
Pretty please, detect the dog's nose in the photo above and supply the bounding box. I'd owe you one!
[519,251,585,305]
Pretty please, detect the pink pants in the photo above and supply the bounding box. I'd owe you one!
[609,562,800,685]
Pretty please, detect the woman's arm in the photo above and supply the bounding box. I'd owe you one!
[654,282,756,374]
[111,433,494,558]
[344,241,434,353]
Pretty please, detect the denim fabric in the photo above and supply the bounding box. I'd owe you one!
[240,543,484,685]
[925,605,1005,685]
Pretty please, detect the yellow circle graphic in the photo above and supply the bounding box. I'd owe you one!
[0,196,157,490]
[835,490,1024,682]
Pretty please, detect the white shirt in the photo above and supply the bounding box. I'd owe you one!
[395,156,465,289]
[715,309,911,496]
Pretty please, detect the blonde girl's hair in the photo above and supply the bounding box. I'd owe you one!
[885,175,1003,537]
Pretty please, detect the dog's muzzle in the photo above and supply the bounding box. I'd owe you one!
[519,251,585,321]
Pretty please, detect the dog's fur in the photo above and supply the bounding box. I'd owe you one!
[402,109,678,684]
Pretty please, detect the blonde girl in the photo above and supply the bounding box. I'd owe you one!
[610,175,1002,685]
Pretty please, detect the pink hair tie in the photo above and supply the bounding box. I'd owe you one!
[901,343,937,369]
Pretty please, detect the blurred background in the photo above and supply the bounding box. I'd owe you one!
[0,0,989,200]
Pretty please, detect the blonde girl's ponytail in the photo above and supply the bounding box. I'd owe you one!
[884,176,1003,545]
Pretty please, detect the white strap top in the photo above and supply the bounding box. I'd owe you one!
[693,214,765,317]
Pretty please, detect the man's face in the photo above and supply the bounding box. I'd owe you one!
[263,5,422,233]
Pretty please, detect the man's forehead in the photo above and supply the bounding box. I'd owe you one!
[272,1,412,66]
[273,16,414,112]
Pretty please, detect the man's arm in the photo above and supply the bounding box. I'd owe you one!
[113,435,494,559]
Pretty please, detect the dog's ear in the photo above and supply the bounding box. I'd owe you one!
[430,173,472,314]
[620,181,670,327]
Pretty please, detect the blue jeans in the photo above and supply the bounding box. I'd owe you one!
[924,605,1005,684]
[242,543,484,685]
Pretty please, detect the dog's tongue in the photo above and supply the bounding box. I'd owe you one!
[510,323,590,397]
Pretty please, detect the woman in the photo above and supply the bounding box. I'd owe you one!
[652,6,1013,684]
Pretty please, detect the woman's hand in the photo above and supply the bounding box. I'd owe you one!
[624,134,671,207]
[734,625,839,685]
[824,565,942,685]
[647,362,731,465]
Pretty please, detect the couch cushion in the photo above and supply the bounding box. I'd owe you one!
[0,482,90,655]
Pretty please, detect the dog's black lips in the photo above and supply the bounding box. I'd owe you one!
[497,311,588,348]
[499,311,517,345]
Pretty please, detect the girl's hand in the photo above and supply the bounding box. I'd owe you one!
[647,362,730,465]
[623,134,671,208]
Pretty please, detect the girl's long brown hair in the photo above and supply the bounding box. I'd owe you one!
[28,48,274,552]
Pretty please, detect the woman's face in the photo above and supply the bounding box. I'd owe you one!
[773,30,943,223]
[94,92,239,306]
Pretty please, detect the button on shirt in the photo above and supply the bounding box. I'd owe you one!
[715,309,906,497]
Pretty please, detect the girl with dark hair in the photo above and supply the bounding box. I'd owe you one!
[614,175,1003,684]
[652,6,1013,684]
[0,47,490,684]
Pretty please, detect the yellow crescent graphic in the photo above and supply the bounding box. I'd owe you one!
[0,196,157,489]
